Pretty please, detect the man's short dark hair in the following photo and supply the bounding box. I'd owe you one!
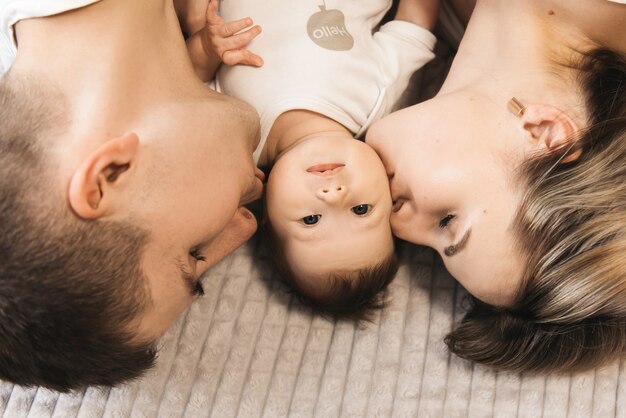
[264,223,399,322]
[0,74,156,391]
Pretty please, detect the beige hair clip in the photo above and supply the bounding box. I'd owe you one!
[507,97,525,117]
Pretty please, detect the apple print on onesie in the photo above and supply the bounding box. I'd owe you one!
[307,0,354,51]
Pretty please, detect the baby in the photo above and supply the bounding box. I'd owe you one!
[187,0,438,320]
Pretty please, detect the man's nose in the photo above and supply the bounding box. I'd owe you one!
[316,184,347,203]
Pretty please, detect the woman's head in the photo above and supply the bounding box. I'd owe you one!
[367,48,626,371]
[367,90,530,305]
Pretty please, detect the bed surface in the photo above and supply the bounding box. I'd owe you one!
[1,238,624,418]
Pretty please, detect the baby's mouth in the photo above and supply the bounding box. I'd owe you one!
[306,163,345,176]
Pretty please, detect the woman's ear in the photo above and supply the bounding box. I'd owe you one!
[518,104,582,163]
[68,132,139,219]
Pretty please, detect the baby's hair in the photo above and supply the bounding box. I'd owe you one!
[264,224,398,323]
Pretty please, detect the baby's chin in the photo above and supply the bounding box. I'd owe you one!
[277,133,374,168]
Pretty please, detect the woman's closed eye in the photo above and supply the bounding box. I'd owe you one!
[301,214,321,225]
[351,204,372,216]
[439,214,456,229]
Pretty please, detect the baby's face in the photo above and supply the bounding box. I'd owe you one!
[266,135,394,285]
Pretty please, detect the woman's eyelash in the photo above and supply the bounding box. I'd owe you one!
[190,249,206,262]
[439,214,456,229]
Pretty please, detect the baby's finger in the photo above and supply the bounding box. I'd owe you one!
[221,25,262,52]
[220,17,256,37]
[222,49,264,67]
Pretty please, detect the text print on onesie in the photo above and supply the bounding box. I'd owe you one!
[307,0,354,50]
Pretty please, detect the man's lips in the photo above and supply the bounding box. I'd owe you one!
[241,171,265,205]
[306,163,345,176]
[255,167,265,182]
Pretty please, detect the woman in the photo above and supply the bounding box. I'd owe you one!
[366,0,626,372]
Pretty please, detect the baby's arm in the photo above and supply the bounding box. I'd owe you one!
[186,0,263,82]
[371,0,439,117]
[395,0,440,30]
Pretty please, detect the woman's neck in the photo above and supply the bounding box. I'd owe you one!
[439,0,624,126]
[262,110,353,166]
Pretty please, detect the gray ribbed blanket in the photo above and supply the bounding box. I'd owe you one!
[1,239,624,417]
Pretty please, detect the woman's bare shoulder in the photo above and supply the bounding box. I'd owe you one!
[544,0,626,53]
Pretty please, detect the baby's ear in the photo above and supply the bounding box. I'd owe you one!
[518,104,582,163]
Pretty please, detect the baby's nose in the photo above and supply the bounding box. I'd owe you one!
[316,185,346,202]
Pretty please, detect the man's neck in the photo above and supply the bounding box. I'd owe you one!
[11,0,205,137]
[262,110,353,167]
[174,0,210,36]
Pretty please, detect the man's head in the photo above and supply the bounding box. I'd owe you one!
[74,95,264,341]
[0,75,156,391]
[264,133,397,319]
[0,66,262,390]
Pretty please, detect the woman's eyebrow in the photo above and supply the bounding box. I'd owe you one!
[444,228,472,257]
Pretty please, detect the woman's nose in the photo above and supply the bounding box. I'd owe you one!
[316,185,347,202]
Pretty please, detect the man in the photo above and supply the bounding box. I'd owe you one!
[0,0,263,391]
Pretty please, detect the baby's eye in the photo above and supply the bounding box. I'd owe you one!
[351,204,371,216]
[439,214,456,229]
[301,214,321,225]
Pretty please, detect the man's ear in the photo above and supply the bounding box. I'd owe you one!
[518,104,582,163]
[68,132,139,219]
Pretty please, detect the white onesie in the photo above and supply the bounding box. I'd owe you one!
[215,0,437,163]
[0,0,101,74]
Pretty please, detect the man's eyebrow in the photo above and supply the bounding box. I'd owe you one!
[444,228,471,257]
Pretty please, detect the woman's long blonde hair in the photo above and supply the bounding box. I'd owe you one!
[445,48,626,372]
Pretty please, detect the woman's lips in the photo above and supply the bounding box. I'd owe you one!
[392,199,405,213]
[306,163,345,176]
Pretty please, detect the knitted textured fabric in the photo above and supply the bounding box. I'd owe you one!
[1,238,624,417]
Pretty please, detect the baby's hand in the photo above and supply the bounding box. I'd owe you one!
[187,0,263,81]
[201,0,263,67]
[396,0,439,30]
